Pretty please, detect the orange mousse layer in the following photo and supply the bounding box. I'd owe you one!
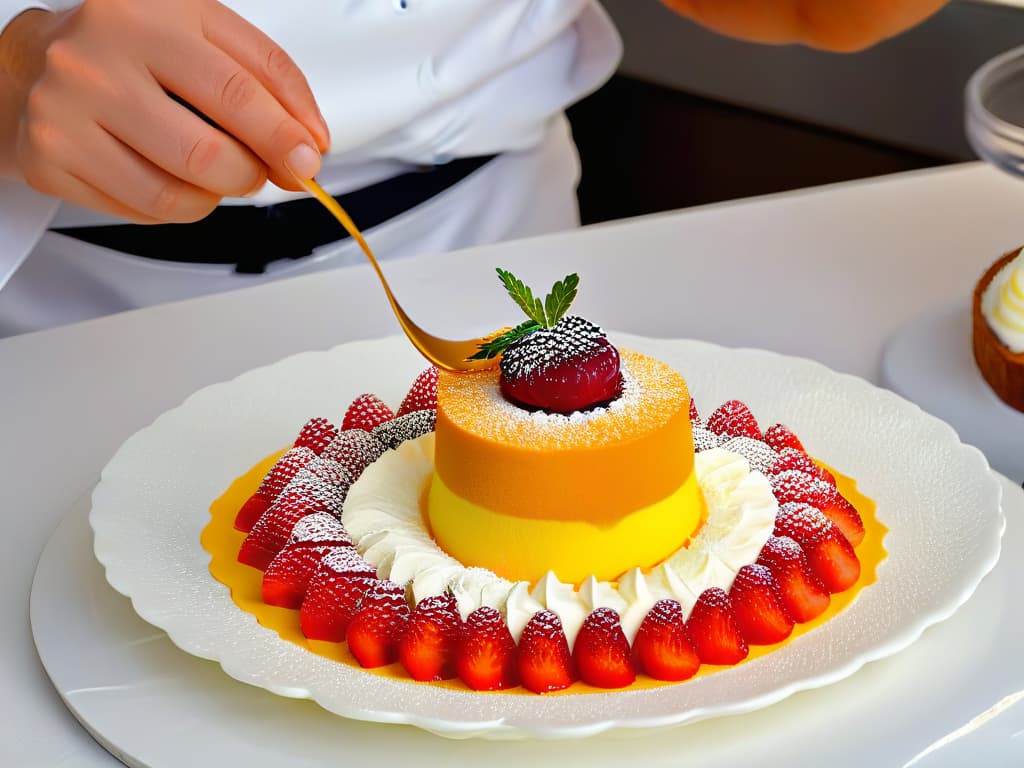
[432,349,696,524]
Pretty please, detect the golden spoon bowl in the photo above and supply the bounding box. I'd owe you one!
[295,175,498,372]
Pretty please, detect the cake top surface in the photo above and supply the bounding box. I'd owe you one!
[438,348,689,450]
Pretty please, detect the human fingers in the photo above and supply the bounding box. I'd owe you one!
[203,0,330,152]
[20,116,221,223]
[149,36,323,192]
[96,70,267,199]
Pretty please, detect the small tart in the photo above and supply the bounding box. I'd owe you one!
[973,249,1024,412]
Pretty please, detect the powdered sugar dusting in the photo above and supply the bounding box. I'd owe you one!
[438,349,688,450]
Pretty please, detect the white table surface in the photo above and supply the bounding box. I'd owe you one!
[4,160,1024,765]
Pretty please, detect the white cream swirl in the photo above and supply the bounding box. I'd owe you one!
[982,247,1024,353]
[342,437,778,643]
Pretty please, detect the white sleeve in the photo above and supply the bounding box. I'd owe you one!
[0,1,52,33]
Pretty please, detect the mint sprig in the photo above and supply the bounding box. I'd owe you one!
[468,268,580,360]
[467,319,541,360]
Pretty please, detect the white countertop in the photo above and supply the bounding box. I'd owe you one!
[4,160,1023,765]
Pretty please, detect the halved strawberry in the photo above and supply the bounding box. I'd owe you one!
[728,564,794,645]
[233,446,316,532]
[763,423,804,453]
[321,429,384,477]
[286,511,353,547]
[685,587,749,665]
[346,580,411,668]
[689,397,702,427]
[456,606,519,691]
[262,541,350,608]
[769,448,827,481]
[769,469,833,508]
[237,488,332,570]
[294,417,338,455]
[773,501,833,547]
[499,317,622,414]
[398,592,462,682]
[518,609,576,693]
[803,526,861,593]
[756,535,830,623]
[572,607,635,688]
[397,366,439,417]
[632,599,700,682]
[820,493,865,547]
[298,544,379,641]
[706,400,761,441]
[341,393,395,433]
[720,436,778,475]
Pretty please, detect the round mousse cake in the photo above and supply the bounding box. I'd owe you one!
[427,349,704,584]
[973,247,1024,412]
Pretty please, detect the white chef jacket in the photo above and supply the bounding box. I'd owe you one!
[0,0,622,335]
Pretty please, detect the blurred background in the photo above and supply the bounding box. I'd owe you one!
[568,0,1024,224]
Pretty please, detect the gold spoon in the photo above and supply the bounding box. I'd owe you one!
[293,175,498,372]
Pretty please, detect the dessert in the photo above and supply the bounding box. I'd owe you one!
[213,268,878,695]
[973,246,1024,411]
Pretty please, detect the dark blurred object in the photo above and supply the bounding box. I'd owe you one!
[567,74,950,226]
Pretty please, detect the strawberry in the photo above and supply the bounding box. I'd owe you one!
[237,488,332,570]
[756,536,830,623]
[728,564,794,645]
[632,599,700,682]
[720,436,778,475]
[572,607,636,688]
[499,316,623,414]
[820,493,865,547]
[262,541,350,608]
[321,429,384,477]
[346,580,411,668]
[773,501,833,547]
[294,417,338,455]
[706,400,761,441]
[685,588,749,665]
[517,609,576,693]
[398,592,462,681]
[769,469,833,508]
[233,446,316,532]
[341,393,395,433]
[763,423,805,453]
[397,366,439,417]
[233,495,271,534]
[456,606,519,691]
[803,525,861,593]
[287,510,353,547]
[299,547,379,641]
[689,397,702,427]
[371,409,436,451]
[769,448,834,485]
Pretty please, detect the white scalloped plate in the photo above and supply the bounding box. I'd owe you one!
[88,334,1005,740]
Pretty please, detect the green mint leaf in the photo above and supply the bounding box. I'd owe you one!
[496,268,546,326]
[467,319,541,360]
[543,273,579,327]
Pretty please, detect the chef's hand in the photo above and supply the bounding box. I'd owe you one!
[660,0,948,52]
[0,0,329,223]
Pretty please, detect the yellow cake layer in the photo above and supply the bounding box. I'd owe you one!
[426,468,705,584]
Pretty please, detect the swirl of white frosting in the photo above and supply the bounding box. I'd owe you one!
[982,247,1024,353]
[342,437,778,643]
